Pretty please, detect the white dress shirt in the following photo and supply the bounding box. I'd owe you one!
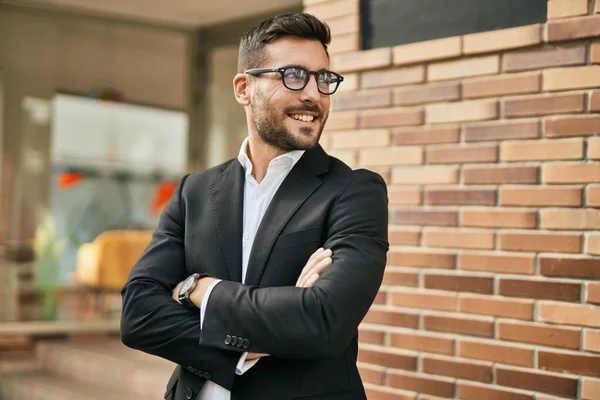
[196,137,305,400]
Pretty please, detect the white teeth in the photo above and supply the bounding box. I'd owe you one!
[291,114,315,122]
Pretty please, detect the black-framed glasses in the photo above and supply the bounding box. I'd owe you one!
[244,66,344,95]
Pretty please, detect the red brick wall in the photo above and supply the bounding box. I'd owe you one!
[304,0,600,398]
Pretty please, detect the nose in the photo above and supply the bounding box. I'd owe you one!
[300,75,321,103]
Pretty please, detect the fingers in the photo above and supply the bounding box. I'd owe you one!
[296,248,333,288]
[172,281,183,303]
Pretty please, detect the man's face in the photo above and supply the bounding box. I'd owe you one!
[249,36,331,152]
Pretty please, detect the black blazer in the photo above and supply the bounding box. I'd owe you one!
[120,144,389,400]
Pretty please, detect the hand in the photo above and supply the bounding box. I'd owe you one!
[296,248,333,288]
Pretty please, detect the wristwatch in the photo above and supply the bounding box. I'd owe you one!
[178,273,211,308]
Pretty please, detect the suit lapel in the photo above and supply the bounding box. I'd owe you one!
[244,145,329,286]
[208,161,244,283]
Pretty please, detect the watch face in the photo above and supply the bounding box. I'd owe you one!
[180,276,194,293]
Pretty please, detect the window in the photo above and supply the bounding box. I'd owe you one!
[361,0,547,50]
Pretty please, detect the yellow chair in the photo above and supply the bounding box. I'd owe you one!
[74,229,153,292]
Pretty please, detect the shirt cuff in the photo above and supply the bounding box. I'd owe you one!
[236,352,260,375]
[200,279,222,330]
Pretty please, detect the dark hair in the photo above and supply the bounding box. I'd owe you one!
[238,13,331,73]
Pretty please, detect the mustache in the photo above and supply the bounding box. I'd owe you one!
[285,105,322,117]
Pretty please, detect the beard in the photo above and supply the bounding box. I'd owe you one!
[251,92,328,152]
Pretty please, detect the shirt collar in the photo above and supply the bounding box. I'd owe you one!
[237,137,305,174]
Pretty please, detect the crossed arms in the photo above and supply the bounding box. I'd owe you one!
[120,169,388,390]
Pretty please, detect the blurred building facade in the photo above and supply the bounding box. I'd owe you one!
[0,0,599,399]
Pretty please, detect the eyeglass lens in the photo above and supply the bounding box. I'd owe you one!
[282,67,340,94]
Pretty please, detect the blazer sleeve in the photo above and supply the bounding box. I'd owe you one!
[120,175,240,390]
[198,169,389,359]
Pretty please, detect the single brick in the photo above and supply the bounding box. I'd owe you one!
[464,120,539,142]
[503,93,585,118]
[503,45,586,72]
[458,339,534,367]
[588,137,600,159]
[423,229,495,250]
[388,226,420,246]
[583,379,600,400]
[358,146,423,167]
[331,47,392,73]
[389,288,457,312]
[463,165,539,184]
[588,283,600,304]
[463,24,541,54]
[541,209,600,230]
[393,36,462,66]
[499,278,581,302]
[427,100,498,124]
[364,384,415,400]
[389,331,455,355]
[591,90,600,111]
[458,253,535,275]
[459,294,534,320]
[392,166,458,185]
[547,0,588,19]
[539,351,600,378]
[543,66,600,91]
[547,14,600,41]
[333,88,391,111]
[393,125,460,145]
[331,129,390,149]
[388,186,422,206]
[501,138,584,161]
[499,321,581,350]
[361,65,425,89]
[388,249,456,269]
[544,115,600,138]
[328,149,357,166]
[428,55,499,81]
[587,234,600,255]
[424,314,494,338]
[358,363,384,385]
[358,327,385,345]
[363,307,420,328]
[426,143,498,164]
[360,107,424,128]
[325,14,360,36]
[382,269,419,287]
[387,370,455,398]
[326,110,359,130]
[540,256,600,279]
[499,232,581,253]
[462,72,540,99]
[587,185,600,207]
[424,273,494,294]
[394,81,460,106]
[425,187,496,206]
[461,209,537,229]
[500,185,582,207]
[496,366,578,398]
[543,164,600,184]
[392,209,458,227]
[422,354,492,382]
[358,346,417,370]
[539,302,600,328]
[584,329,600,353]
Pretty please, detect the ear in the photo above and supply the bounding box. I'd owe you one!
[233,73,250,106]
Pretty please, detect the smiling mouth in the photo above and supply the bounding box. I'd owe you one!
[288,113,316,123]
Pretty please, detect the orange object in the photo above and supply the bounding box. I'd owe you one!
[151,181,178,215]
[57,172,85,189]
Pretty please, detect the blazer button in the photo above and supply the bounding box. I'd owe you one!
[236,340,243,348]
[224,335,232,345]
[185,387,193,399]
[203,372,212,380]
[231,336,238,346]
[242,339,249,349]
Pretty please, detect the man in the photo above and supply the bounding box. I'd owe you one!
[120,12,389,400]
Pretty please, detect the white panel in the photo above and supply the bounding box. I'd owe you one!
[51,94,114,162]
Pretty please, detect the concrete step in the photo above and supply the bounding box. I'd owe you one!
[0,369,134,400]
[36,338,174,398]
